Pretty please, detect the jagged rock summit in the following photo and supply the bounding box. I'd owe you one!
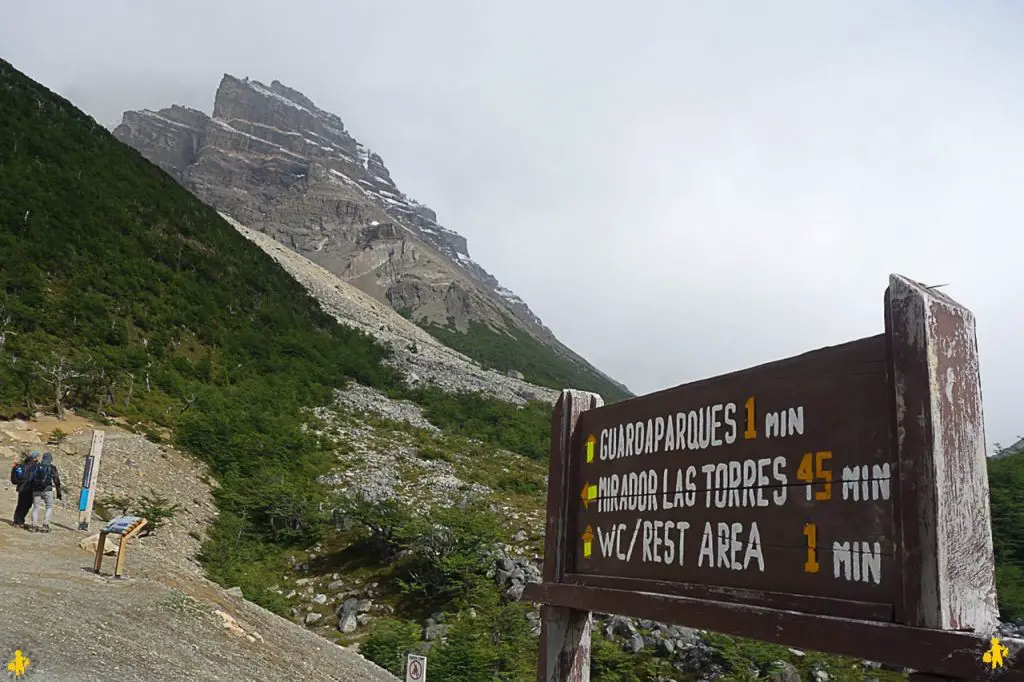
[113,74,630,399]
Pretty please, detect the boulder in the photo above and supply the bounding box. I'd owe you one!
[78,533,119,556]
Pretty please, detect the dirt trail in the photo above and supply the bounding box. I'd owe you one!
[0,419,398,682]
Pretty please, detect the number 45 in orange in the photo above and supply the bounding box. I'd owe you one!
[797,451,832,501]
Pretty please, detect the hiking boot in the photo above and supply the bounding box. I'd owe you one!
[41,524,50,533]
[27,526,37,533]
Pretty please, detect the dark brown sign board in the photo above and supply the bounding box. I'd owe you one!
[524,275,1017,681]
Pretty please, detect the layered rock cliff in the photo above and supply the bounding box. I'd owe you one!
[113,75,630,399]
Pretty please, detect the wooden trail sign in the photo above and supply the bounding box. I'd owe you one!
[93,515,147,579]
[524,275,1014,681]
[77,429,104,531]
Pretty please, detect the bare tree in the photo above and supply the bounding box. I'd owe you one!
[35,355,84,420]
[94,366,119,411]
[0,304,15,351]
[123,370,135,407]
[180,393,198,414]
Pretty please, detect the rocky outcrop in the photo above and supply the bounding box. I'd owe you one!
[226,215,558,405]
[113,74,629,398]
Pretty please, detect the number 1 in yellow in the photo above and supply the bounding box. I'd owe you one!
[803,523,820,573]
[744,396,757,440]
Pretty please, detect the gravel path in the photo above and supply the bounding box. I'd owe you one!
[0,426,398,682]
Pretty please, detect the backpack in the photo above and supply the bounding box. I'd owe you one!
[31,463,52,491]
[11,463,27,485]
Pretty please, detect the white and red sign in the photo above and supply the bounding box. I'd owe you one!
[404,654,426,682]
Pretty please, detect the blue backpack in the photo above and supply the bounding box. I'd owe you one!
[11,463,27,485]
[31,463,52,491]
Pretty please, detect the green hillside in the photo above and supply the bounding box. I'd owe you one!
[0,56,404,583]
[418,315,633,402]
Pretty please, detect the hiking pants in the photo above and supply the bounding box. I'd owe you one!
[31,490,53,526]
[13,488,33,525]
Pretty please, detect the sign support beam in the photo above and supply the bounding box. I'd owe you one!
[885,275,998,632]
[523,582,1024,681]
[539,389,602,682]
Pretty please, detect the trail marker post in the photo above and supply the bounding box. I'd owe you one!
[524,274,1016,681]
[77,429,104,531]
[93,515,147,579]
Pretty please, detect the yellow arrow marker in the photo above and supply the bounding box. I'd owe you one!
[580,483,597,510]
[585,434,596,463]
[582,525,594,559]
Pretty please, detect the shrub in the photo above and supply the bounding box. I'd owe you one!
[360,619,423,676]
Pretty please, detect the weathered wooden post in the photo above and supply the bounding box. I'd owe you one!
[538,389,603,682]
[77,429,105,531]
[885,274,999,633]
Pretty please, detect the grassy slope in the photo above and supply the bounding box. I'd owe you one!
[418,317,632,402]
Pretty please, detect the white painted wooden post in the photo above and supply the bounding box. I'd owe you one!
[886,274,999,632]
[77,429,105,531]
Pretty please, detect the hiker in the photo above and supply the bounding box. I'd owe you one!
[29,451,62,533]
[10,450,39,528]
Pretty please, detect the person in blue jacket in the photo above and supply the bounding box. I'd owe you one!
[10,450,40,528]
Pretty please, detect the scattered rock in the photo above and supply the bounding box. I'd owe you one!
[78,533,119,556]
[424,622,449,642]
[768,661,801,682]
[312,593,327,606]
[225,586,243,598]
[338,611,358,634]
[213,610,247,638]
[304,612,323,626]
[337,598,360,634]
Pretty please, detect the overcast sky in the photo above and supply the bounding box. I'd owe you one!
[1,1,1021,449]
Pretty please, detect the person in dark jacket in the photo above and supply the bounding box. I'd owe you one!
[10,450,39,528]
[29,451,61,533]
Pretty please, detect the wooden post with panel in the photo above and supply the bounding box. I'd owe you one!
[525,274,1014,681]
[77,429,105,531]
[538,389,603,682]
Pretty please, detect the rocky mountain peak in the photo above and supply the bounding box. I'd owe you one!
[113,73,631,399]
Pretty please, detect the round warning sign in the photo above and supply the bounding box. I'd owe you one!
[405,655,426,682]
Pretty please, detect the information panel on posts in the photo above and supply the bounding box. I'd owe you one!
[566,334,898,616]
